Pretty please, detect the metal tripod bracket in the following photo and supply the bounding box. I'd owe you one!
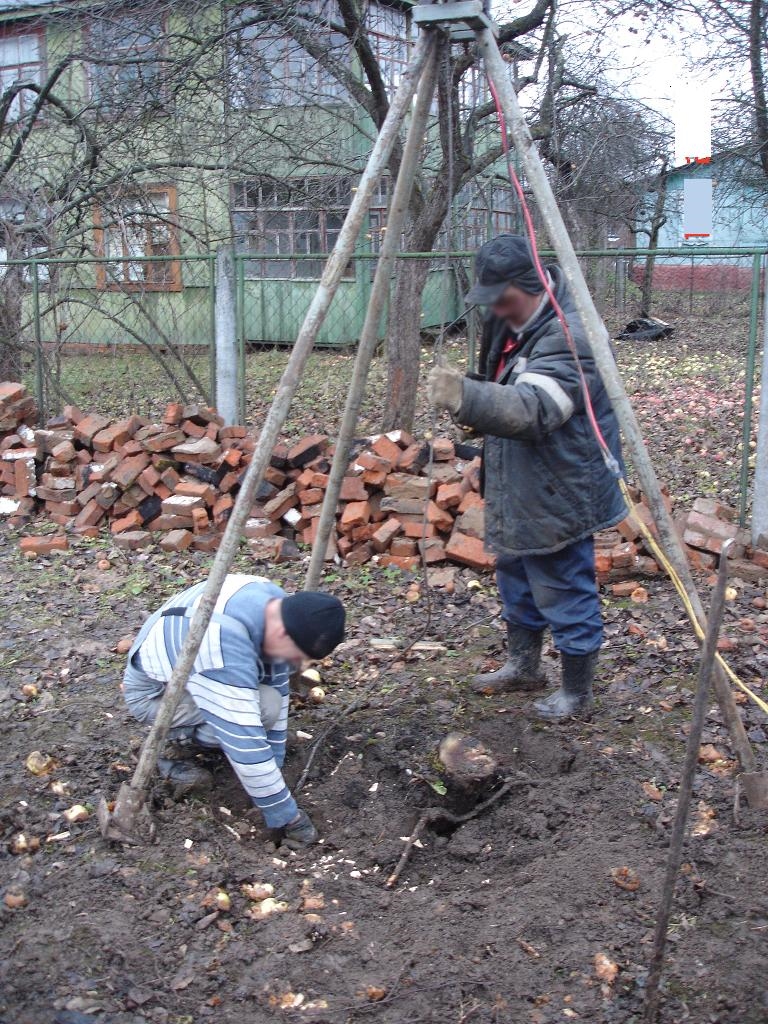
[414,0,498,41]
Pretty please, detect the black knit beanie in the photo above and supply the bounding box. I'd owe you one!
[281,591,346,660]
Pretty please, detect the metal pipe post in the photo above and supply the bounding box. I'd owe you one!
[739,252,763,525]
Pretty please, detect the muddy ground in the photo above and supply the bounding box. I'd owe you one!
[2,329,768,1024]
[2,538,768,1024]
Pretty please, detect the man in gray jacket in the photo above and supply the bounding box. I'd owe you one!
[428,234,625,719]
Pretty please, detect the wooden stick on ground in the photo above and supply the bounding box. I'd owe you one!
[385,775,527,889]
[643,540,733,1023]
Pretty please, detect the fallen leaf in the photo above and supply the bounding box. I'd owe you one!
[594,951,619,983]
[698,743,727,764]
[691,801,718,837]
[365,986,387,1002]
[169,973,195,992]
[641,781,663,802]
[628,622,646,637]
[610,866,640,892]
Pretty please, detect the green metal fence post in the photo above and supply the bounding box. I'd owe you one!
[208,253,217,406]
[739,252,765,526]
[31,260,45,425]
[235,254,246,422]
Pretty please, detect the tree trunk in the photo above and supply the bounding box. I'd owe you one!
[381,255,432,432]
[0,269,25,382]
[640,165,669,317]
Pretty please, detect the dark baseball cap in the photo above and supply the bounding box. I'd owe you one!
[465,234,544,305]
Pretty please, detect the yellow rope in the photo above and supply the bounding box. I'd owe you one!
[618,478,768,718]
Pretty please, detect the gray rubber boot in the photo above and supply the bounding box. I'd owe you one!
[472,624,548,694]
[533,650,598,721]
[157,757,214,799]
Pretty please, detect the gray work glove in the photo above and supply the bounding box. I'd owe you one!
[282,808,319,848]
[427,365,463,415]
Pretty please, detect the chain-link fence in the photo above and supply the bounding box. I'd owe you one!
[3,253,217,423]
[4,247,765,454]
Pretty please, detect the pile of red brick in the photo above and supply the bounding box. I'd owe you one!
[0,382,492,569]
[4,380,766,583]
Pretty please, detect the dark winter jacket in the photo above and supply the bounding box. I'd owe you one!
[457,266,626,557]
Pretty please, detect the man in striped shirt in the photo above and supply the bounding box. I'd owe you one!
[122,575,345,845]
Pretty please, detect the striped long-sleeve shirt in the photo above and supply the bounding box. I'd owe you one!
[129,575,297,827]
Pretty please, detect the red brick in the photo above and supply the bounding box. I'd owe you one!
[350,523,375,543]
[390,537,417,557]
[401,519,437,540]
[74,499,107,529]
[435,481,466,510]
[384,472,434,501]
[73,413,111,446]
[611,542,637,568]
[354,451,393,474]
[685,510,740,543]
[111,510,144,534]
[110,453,151,490]
[191,533,221,553]
[595,552,612,574]
[219,425,247,441]
[263,484,297,521]
[180,418,207,439]
[431,462,463,485]
[172,436,222,464]
[422,538,446,563]
[380,496,426,516]
[379,554,420,572]
[144,429,186,453]
[270,442,289,468]
[346,543,373,566]
[51,440,76,462]
[14,457,37,497]
[95,482,120,509]
[385,429,414,449]
[611,581,638,597]
[455,505,484,540]
[340,475,369,502]
[426,500,454,532]
[2,446,39,463]
[371,518,402,552]
[463,457,482,492]
[145,513,193,531]
[750,548,768,570]
[340,500,371,530]
[218,448,240,470]
[164,402,184,425]
[62,404,84,425]
[371,434,402,464]
[218,471,241,493]
[91,416,143,453]
[287,434,329,468]
[160,529,193,552]
[432,437,455,461]
[298,487,324,506]
[265,465,287,488]
[161,494,204,517]
[44,499,80,517]
[361,468,388,488]
[88,453,121,483]
[159,466,181,491]
[174,479,216,505]
[213,493,234,527]
[137,465,161,495]
[244,517,281,539]
[113,530,152,551]
[445,530,495,571]
[48,512,74,527]
[0,382,25,407]
[19,534,69,556]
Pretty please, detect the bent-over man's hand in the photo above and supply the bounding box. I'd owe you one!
[427,365,464,415]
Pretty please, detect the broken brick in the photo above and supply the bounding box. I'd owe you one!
[445,530,495,571]
[20,534,69,556]
[435,481,466,510]
[287,434,328,468]
[160,529,193,552]
[114,531,152,551]
[371,518,402,552]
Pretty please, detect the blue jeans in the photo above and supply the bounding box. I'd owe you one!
[495,537,603,656]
